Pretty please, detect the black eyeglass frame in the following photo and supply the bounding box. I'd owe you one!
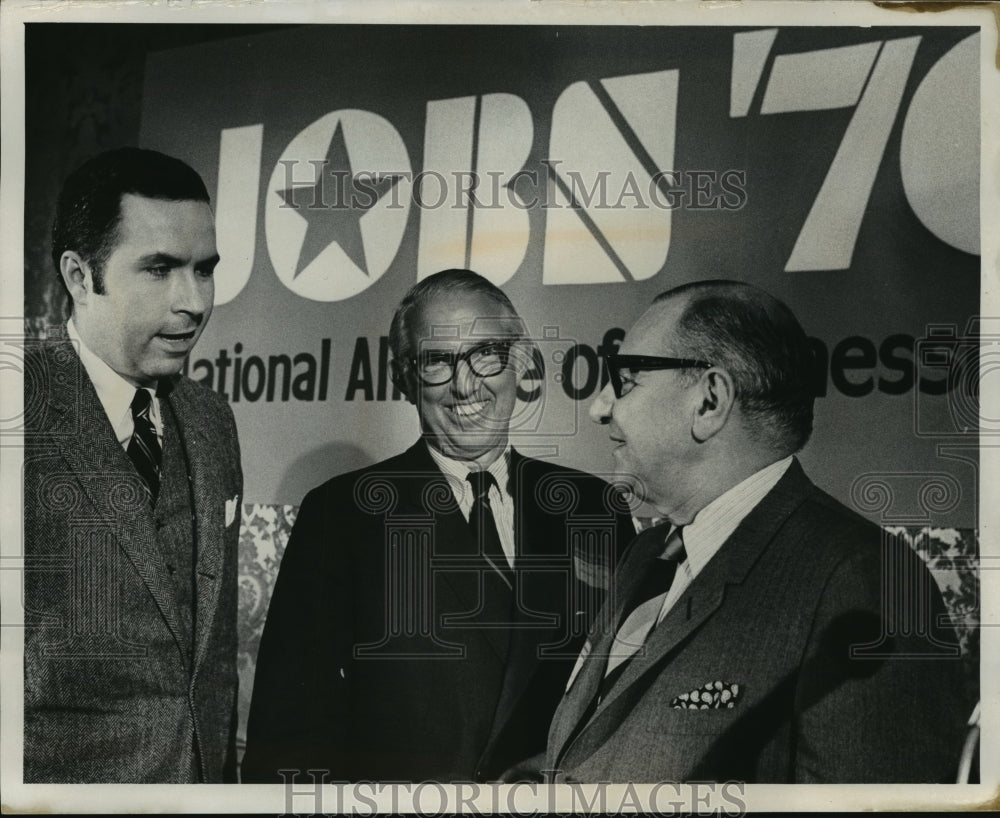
[408,339,519,386]
[605,353,713,398]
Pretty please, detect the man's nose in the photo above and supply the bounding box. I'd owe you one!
[451,355,479,395]
[589,381,615,425]
[172,268,212,317]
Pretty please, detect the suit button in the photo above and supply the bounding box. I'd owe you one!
[475,769,484,782]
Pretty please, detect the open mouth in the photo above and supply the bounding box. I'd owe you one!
[158,330,197,342]
[448,399,489,417]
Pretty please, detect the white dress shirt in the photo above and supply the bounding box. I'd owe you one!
[654,455,793,624]
[426,442,516,568]
[568,456,794,690]
[67,318,163,448]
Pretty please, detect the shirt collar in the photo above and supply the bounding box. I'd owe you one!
[67,317,158,442]
[679,456,794,576]
[426,441,512,498]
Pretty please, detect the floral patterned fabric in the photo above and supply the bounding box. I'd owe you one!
[886,526,980,704]
[237,504,298,753]
[236,504,980,752]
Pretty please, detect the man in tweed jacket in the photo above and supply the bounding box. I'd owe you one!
[537,280,968,782]
[23,148,243,782]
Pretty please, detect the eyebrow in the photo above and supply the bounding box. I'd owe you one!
[419,338,512,350]
[136,252,221,268]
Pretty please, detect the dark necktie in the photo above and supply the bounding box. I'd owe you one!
[466,470,513,590]
[599,527,686,701]
[127,388,162,503]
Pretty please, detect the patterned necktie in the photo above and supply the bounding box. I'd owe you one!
[127,388,162,503]
[466,470,513,589]
[599,526,686,700]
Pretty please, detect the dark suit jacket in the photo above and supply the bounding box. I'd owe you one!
[22,328,243,783]
[242,441,633,782]
[545,460,968,782]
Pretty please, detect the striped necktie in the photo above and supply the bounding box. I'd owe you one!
[127,388,162,503]
[599,526,686,700]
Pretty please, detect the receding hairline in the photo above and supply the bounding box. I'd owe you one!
[653,280,784,341]
[390,278,525,365]
[623,291,693,355]
[116,191,216,223]
[101,192,216,253]
[405,290,522,340]
[654,279,770,311]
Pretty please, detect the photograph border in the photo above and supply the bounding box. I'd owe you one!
[1,0,996,812]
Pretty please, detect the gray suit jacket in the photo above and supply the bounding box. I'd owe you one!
[546,460,968,782]
[22,327,243,782]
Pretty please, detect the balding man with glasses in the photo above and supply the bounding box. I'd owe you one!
[242,269,633,783]
[523,279,968,783]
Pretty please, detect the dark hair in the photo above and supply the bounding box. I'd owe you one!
[388,269,523,397]
[654,279,815,454]
[52,147,210,295]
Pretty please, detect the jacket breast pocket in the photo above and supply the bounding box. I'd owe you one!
[652,706,743,737]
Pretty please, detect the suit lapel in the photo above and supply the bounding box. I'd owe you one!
[165,378,227,674]
[42,333,190,662]
[394,442,511,662]
[482,450,569,748]
[547,522,669,762]
[612,461,814,708]
[552,462,816,766]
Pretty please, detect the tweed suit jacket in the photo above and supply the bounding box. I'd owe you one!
[242,440,634,783]
[545,460,968,783]
[22,327,243,783]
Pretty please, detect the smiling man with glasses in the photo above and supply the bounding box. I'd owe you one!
[243,268,633,783]
[399,288,528,467]
[530,279,969,784]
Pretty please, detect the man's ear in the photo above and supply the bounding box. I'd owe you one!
[691,368,736,442]
[59,251,93,307]
[389,359,417,406]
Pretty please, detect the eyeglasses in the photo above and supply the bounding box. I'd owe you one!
[605,353,712,398]
[411,340,517,386]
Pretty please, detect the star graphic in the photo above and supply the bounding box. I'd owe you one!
[279,121,400,278]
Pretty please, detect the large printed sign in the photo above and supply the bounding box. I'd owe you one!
[140,26,980,525]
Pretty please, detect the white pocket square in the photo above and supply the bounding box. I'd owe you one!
[225,495,240,527]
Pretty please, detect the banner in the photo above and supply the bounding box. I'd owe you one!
[140,25,981,527]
